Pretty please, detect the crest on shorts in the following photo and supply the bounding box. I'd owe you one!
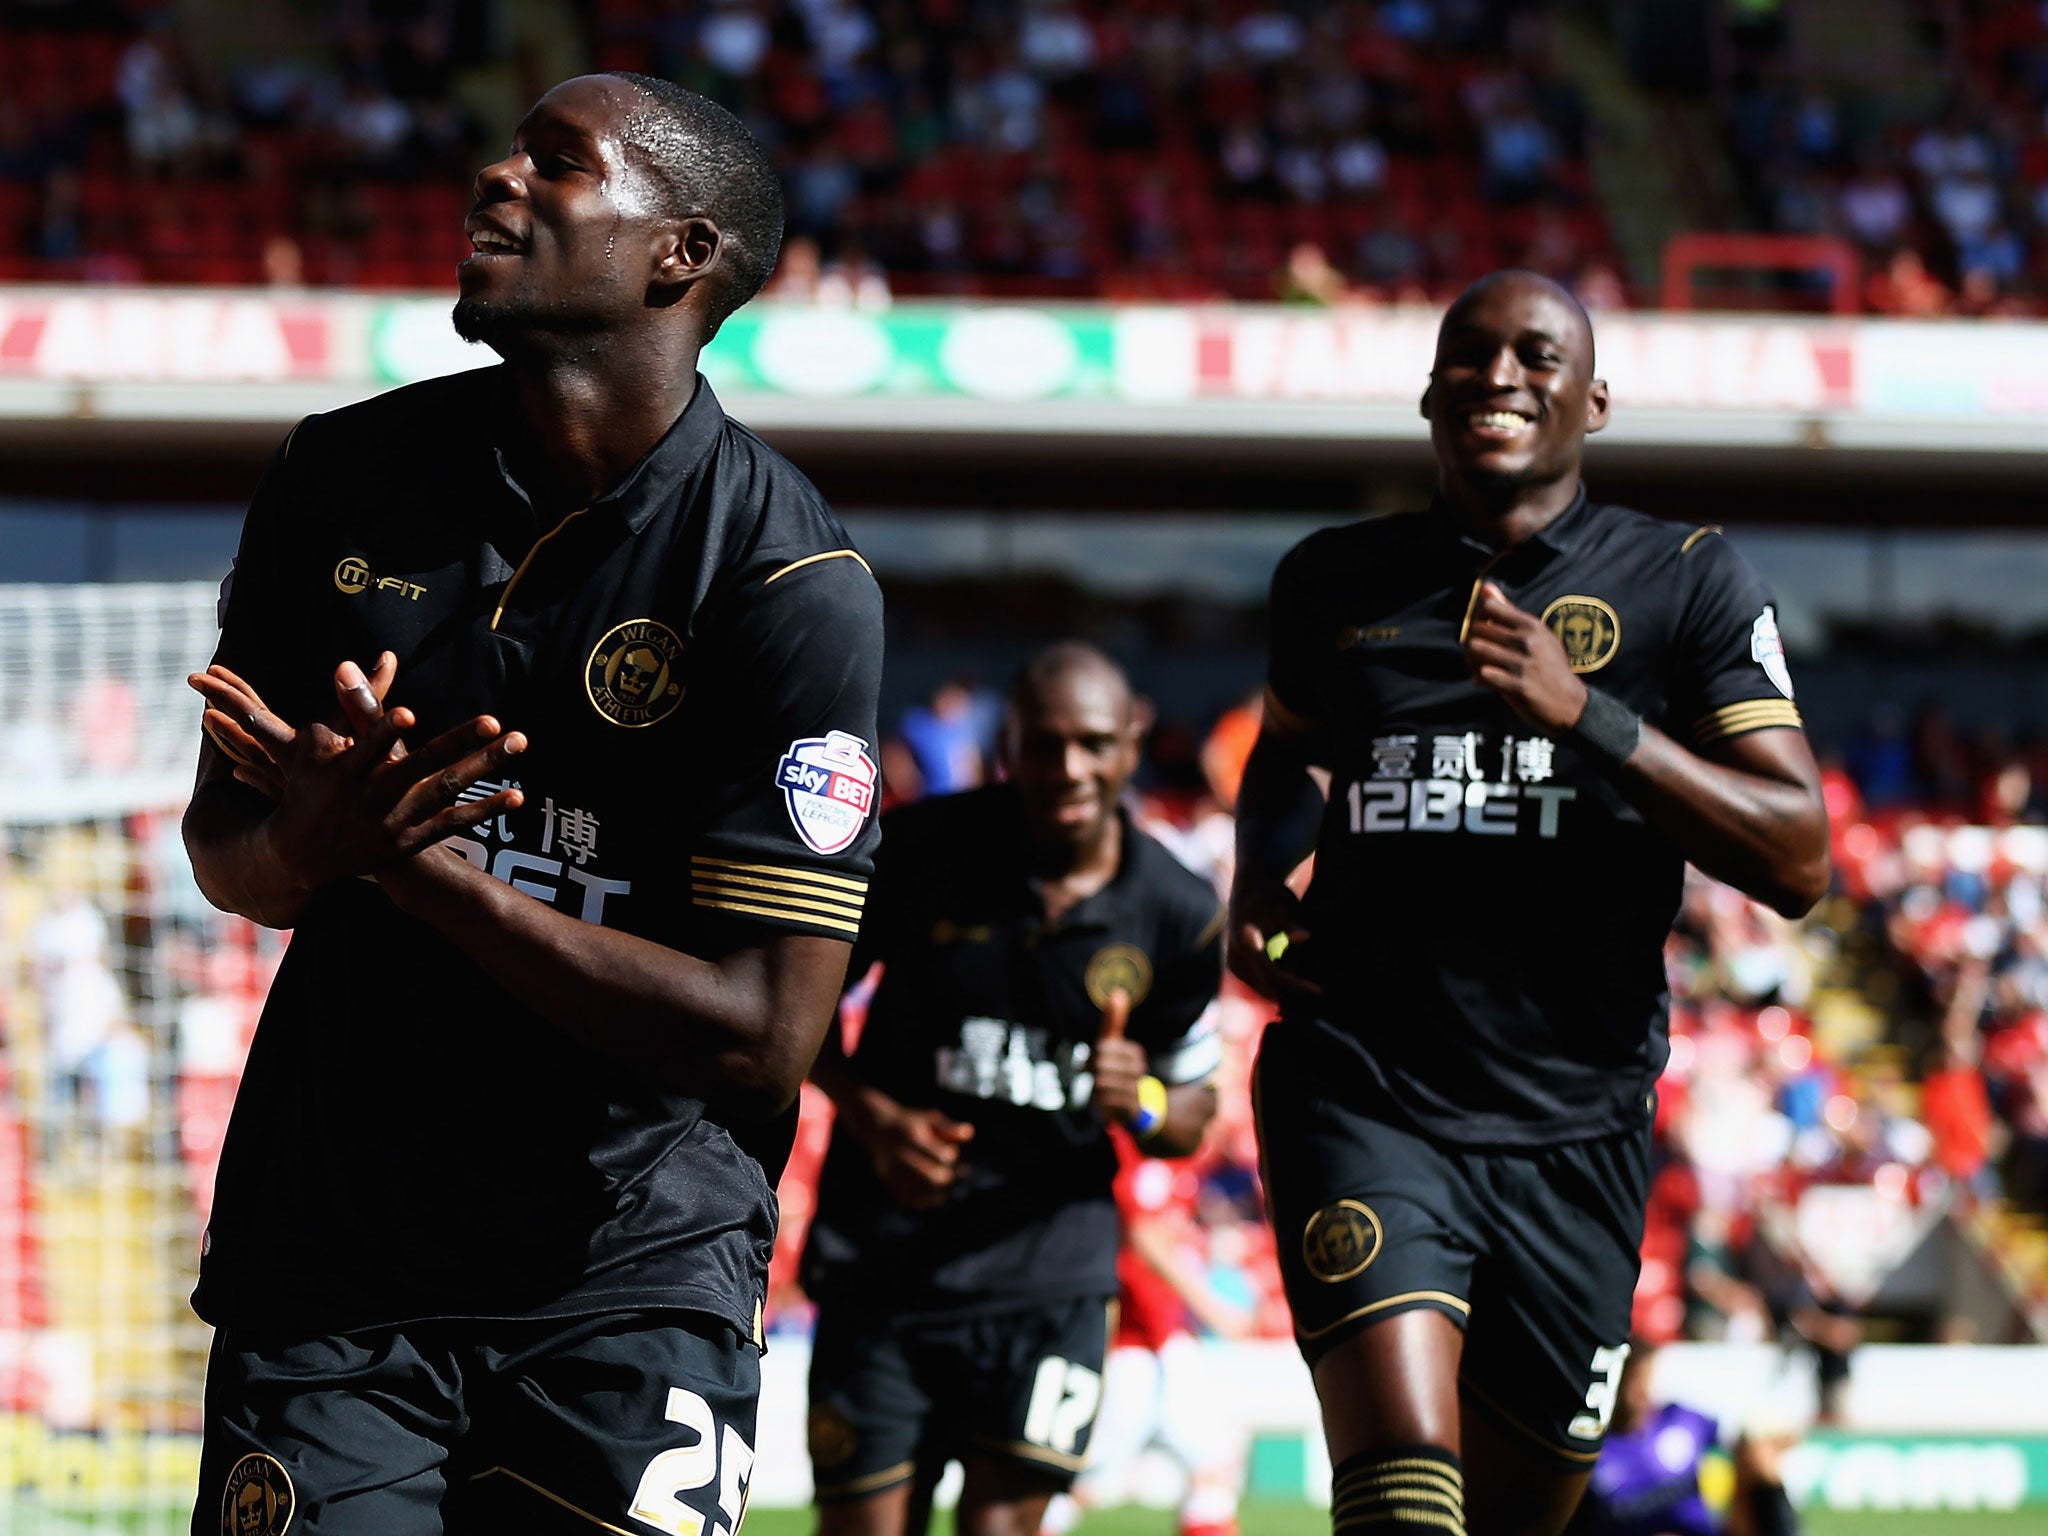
[222,1453,295,1536]
[586,619,686,728]
[1751,606,1795,699]
[1085,944,1153,1011]
[776,731,878,855]
[1304,1199,1383,1283]
[1541,595,1621,674]
[808,1404,859,1469]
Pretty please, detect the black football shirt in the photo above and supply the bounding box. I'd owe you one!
[1263,488,1806,1146]
[193,366,884,1339]
[802,785,1225,1316]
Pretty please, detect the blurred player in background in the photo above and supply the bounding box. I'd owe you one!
[1043,1135,1249,1536]
[1229,270,1831,1536]
[182,73,883,1535]
[1567,1341,1802,1536]
[803,643,1225,1536]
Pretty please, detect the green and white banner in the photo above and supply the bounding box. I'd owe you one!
[3,287,2045,454]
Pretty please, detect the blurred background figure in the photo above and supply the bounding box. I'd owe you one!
[1568,1341,1802,1536]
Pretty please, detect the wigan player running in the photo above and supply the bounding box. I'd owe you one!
[1229,270,1828,1536]
[803,644,1224,1536]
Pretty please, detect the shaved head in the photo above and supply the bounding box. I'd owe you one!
[1440,269,1595,372]
[1005,642,1143,858]
[1423,266,1610,511]
[1010,642,1136,724]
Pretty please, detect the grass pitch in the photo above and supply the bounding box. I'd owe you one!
[723,1508,2048,1536]
[12,1503,2048,1533]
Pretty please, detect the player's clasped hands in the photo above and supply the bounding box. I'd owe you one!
[1462,580,1589,733]
[186,653,529,887]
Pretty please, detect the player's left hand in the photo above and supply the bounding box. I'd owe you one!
[1089,989,1149,1126]
[191,654,402,798]
[1463,582,1589,734]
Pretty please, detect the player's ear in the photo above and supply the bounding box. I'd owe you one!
[1419,374,1436,421]
[1585,376,1611,435]
[1129,694,1156,741]
[652,216,721,294]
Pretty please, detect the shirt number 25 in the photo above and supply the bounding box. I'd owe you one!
[630,1386,756,1536]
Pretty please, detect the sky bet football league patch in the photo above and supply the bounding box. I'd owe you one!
[778,731,878,855]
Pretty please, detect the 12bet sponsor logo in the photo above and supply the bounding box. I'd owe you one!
[1346,729,1577,839]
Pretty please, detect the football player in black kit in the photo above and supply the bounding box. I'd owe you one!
[1228,270,1829,1536]
[802,643,1226,1536]
[181,75,883,1535]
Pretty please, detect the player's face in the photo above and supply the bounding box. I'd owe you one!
[453,76,669,350]
[1005,668,1141,854]
[1423,275,1608,494]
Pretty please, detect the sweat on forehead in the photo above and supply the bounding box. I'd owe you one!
[1439,269,1595,367]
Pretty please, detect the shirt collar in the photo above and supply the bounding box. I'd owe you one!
[989,784,1143,930]
[484,369,727,536]
[1430,481,1591,564]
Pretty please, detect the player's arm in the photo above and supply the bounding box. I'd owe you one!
[377,851,851,1114]
[810,981,976,1210]
[1228,542,1332,998]
[1094,901,1227,1156]
[1464,560,1829,918]
[378,552,886,1119]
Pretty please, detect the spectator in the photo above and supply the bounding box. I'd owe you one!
[894,674,998,799]
[1273,240,1348,304]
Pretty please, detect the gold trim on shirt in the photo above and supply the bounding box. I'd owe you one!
[689,858,868,935]
[491,507,590,631]
[1693,698,1804,744]
[763,549,873,585]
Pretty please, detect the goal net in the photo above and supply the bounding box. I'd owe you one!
[0,581,278,1533]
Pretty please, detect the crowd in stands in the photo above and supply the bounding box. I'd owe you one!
[17,0,2048,314]
[1716,0,2048,314]
[0,0,1620,299]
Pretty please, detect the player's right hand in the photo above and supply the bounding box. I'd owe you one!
[855,1091,974,1210]
[189,660,529,886]
[1226,882,1321,1002]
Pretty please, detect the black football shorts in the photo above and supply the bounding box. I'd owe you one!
[194,1310,759,1536]
[1255,1021,1651,1466]
[807,1293,1112,1500]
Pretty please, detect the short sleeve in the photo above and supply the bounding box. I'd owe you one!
[1133,898,1227,1086]
[1263,536,1326,746]
[1667,529,1805,749]
[687,549,885,942]
[211,419,330,732]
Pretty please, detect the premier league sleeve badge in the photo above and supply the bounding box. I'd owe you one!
[776,731,878,855]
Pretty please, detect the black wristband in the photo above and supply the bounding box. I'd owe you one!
[1570,688,1641,766]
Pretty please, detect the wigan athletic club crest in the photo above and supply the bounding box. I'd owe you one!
[1303,1198,1383,1283]
[1085,944,1154,1011]
[1541,594,1621,674]
[777,731,878,855]
[222,1453,295,1536]
[586,619,686,728]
